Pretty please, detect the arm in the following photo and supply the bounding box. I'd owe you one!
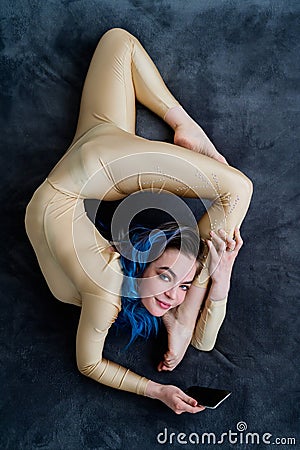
[189,259,227,351]
[191,227,243,351]
[76,290,205,414]
[76,291,149,395]
[190,285,228,352]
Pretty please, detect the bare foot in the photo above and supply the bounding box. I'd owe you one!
[158,308,194,372]
[174,123,228,165]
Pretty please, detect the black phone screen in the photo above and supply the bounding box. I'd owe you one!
[186,386,232,409]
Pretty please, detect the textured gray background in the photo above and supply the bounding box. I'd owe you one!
[1,0,299,449]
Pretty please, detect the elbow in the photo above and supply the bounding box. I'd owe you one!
[76,360,92,378]
[77,362,89,377]
[76,356,103,379]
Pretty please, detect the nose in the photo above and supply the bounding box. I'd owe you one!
[164,286,178,301]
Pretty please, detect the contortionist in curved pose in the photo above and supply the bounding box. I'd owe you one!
[25,28,253,415]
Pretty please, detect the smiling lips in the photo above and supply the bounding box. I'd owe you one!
[155,298,172,309]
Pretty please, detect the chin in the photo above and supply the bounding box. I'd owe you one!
[151,309,168,318]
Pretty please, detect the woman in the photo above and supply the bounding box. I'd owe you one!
[24,28,252,414]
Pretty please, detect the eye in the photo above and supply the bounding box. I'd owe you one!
[159,273,171,282]
[180,285,190,292]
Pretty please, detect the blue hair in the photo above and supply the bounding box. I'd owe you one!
[113,221,203,349]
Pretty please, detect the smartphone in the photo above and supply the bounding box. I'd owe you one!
[185,386,231,409]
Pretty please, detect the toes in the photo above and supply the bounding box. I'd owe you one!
[158,362,174,372]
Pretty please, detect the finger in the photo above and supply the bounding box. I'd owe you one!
[158,361,173,371]
[183,405,205,414]
[164,360,176,368]
[183,394,200,407]
[161,361,174,371]
[234,227,243,250]
[234,227,242,243]
[164,352,177,362]
[226,236,236,251]
[217,228,230,239]
[218,228,238,252]
[206,239,218,258]
[179,400,206,414]
[209,231,226,251]
[165,356,177,366]
[163,361,173,367]
[210,230,226,244]
[164,356,177,364]
[217,228,227,240]
[183,395,206,413]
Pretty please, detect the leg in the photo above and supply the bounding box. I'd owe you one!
[71,23,253,236]
[157,283,207,372]
[73,27,251,240]
[72,28,180,142]
[74,28,223,163]
[96,128,253,241]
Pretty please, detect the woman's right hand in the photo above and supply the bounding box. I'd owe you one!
[204,227,243,300]
[206,227,243,282]
[145,381,205,414]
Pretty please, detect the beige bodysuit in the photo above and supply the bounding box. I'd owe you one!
[25,28,252,396]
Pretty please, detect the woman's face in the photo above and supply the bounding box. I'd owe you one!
[138,248,198,317]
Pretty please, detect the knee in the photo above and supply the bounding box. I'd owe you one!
[101,27,132,43]
[241,172,253,198]
[231,168,253,201]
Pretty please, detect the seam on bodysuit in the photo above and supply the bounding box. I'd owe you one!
[46,177,80,199]
[123,39,132,133]
[98,156,116,184]
[118,368,131,389]
[81,291,121,312]
[130,37,176,118]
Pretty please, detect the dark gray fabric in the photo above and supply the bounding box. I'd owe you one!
[1,1,299,449]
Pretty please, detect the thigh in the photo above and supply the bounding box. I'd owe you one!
[97,128,252,239]
[74,28,136,141]
[101,128,243,200]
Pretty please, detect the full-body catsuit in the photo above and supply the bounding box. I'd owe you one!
[25,28,253,397]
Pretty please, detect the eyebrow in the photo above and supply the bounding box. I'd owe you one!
[157,266,194,284]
